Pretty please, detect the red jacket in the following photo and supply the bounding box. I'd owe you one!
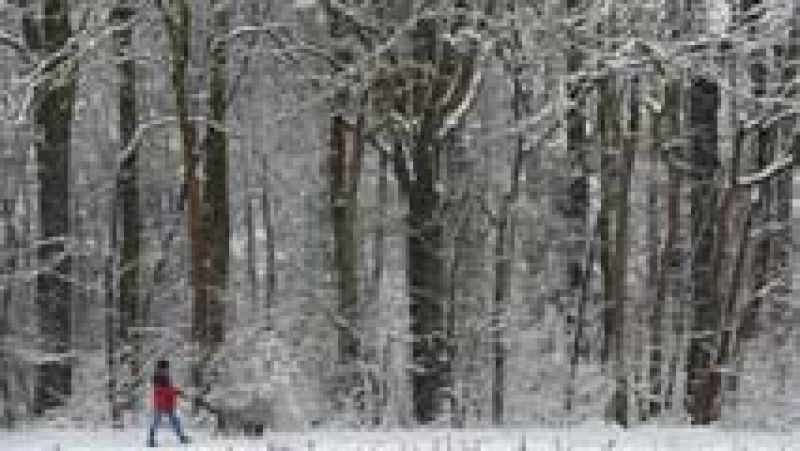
[152,383,178,412]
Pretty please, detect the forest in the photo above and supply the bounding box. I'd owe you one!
[0,0,799,443]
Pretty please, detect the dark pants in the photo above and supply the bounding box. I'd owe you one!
[148,409,186,445]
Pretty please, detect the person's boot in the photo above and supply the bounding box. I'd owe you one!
[179,435,191,444]
[146,439,156,447]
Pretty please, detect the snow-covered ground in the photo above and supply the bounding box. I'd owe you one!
[1,425,798,450]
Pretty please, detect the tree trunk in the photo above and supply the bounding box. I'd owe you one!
[598,75,628,426]
[159,0,216,396]
[112,0,139,425]
[262,156,276,311]
[492,207,510,425]
[561,0,593,420]
[22,0,76,415]
[330,115,362,374]
[740,46,770,345]
[245,195,257,309]
[649,80,682,418]
[392,4,477,424]
[328,2,363,412]
[685,77,720,425]
[407,180,446,424]
[368,142,387,426]
[406,28,449,415]
[492,51,526,424]
[612,77,636,425]
[106,204,119,425]
[203,2,230,347]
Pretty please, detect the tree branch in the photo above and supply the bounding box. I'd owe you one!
[735,154,794,187]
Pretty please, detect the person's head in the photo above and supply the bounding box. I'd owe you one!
[156,359,169,371]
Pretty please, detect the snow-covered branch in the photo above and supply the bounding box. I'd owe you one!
[9,13,140,123]
[735,154,794,187]
[0,30,31,63]
[436,52,485,139]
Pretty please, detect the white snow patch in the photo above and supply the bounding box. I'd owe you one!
[0,425,798,450]
[294,0,316,8]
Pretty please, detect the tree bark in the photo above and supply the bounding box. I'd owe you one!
[204,1,230,347]
[492,48,526,424]
[158,1,218,399]
[649,79,682,418]
[407,178,446,424]
[22,0,76,415]
[685,77,721,425]
[598,75,629,426]
[327,3,363,412]
[261,157,275,312]
[111,0,139,425]
[330,115,362,372]
[612,76,636,425]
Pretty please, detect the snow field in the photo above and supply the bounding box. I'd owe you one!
[0,425,798,450]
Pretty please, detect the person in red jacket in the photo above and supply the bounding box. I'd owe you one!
[147,359,190,447]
